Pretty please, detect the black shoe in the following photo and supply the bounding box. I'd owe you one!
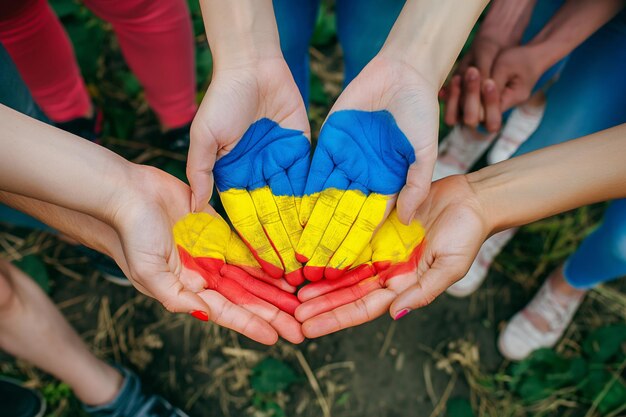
[0,376,46,417]
[83,366,189,417]
[163,123,191,154]
[56,108,103,143]
[75,246,131,287]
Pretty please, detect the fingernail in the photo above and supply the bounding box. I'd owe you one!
[394,308,411,320]
[190,310,209,321]
[484,81,495,92]
[467,70,478,81]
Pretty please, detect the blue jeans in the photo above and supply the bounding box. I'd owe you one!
[273,0,566,104]
[511,11,626,288]
[0,43,53,231]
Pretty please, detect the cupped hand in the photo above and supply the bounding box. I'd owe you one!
[296,55,439,283]
[110,166,304,345]
[188,58,310,284]
[295,175,489,338]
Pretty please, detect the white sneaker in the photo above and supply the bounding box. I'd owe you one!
[434,125,496,180]
[446,228,518,297]
[498,277,585,361]
[487,103,545,165]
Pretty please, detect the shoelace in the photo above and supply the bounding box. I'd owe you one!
[524,281,581,335]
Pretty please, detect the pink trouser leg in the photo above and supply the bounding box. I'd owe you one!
[85,0,197,129]
[0,0,91,122]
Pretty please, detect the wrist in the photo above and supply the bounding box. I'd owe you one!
[478,0,535,46]
[465,167,505,236]
[200,0,283,70]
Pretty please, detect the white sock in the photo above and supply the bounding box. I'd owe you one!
[487,103,545,165]
[434,126,496,180]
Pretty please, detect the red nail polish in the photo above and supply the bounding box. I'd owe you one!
[394,308,411,320]
[190,310,209,321]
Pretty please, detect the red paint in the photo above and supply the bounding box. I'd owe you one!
[298,264,375,302]
[178,246,300,315]
[284,268,305,287]
[190,310,209,321]
[237,233,284,278]
[303,265,325,281]
[324,265,351,280]
[295,253,309,263]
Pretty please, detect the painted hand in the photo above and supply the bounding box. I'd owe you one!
[112,166,303,345]
[173,211,304,344]
[295,211,426,338]
[296,56,438,280]
[296,175,487,338]
[188,58,310,284]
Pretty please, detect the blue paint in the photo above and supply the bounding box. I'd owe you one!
[214,118,310,196]
[304,110,415,196]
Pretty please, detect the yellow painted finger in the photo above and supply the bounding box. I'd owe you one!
[296,188,344,265]
[305,190,367,280]
[249,187,301,275]
[326,193,390,278]
[298,193,318,227]
[173,212,229,261]
[220,188,284,278]
[371,211,426,265]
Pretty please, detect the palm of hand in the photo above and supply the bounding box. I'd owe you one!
[190,59,311,285]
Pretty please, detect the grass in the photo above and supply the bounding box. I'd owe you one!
[1,1,625,416]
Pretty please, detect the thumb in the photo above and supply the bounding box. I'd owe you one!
[389,255,467,318]
[187,124,218,213]
[396,147,436,225]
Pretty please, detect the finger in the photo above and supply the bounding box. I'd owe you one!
[295,275,382,322]
[196,290,279,345]
[389,257,467,318]
[218,278,304,344]
[299,145,335,227]
[456,51,474,75]
[187,124,217,212]
[249,186,302,279]
[305,189,367,280]
[301,288,396,338]
[219,188,284,278]
[222,264,300,315]
[462,67,481,128]
[482,79,502,133]
[396,147,436,225]
[297,264,375,302]
[444,75,462,126]
[326,193,390,279]
[297,171,349,268]
[500,87,528,113]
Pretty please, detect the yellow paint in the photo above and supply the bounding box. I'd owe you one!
[327,193,390,270]
[297,189,390,270]
[219,188,284,271]
[371,211,425,265]
[173,212,259,268]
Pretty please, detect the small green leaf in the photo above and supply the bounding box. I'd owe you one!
[250,358,299,394]
[446,397,474,417]
[583,324,626,363]
[14,255,50,293]
[117,71,142,98]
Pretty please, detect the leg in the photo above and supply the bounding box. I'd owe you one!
[513,12,626,156]
[564,199,626,289]
[0,0,91,122]
[336,0,405,84]
[85,0,197,129]
[0,260,122,406]
[273,0,320,103]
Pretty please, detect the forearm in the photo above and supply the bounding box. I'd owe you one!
[200,0,282,70]
[0,191,122,261]
[0,104,134,223]
[379,0,489,88]
[526,0,624,72]
[468,124,626,233]
[479,0,537,45]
